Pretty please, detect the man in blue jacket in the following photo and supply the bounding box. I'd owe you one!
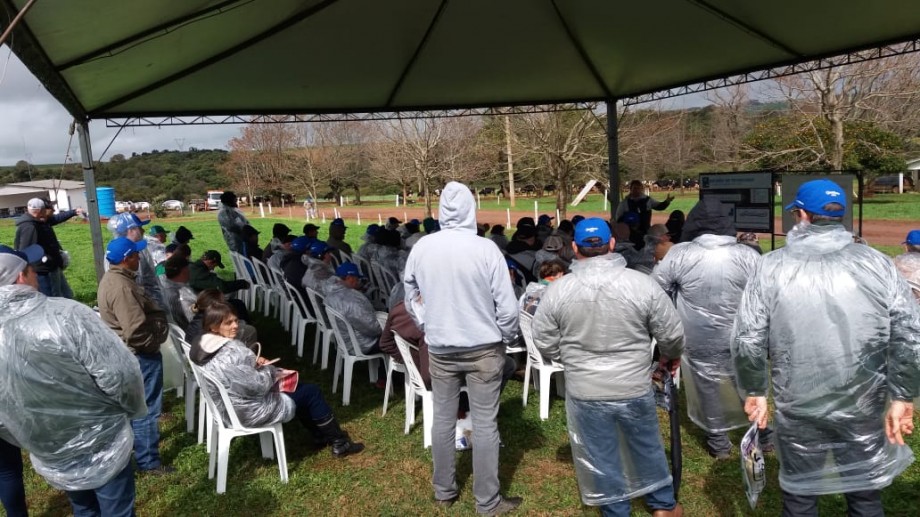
[404,182,521,515]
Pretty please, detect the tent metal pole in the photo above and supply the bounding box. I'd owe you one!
[76,121,105,285]
[606,99,619,218]
[0,0,37,47]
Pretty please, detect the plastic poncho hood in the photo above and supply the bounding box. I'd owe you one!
[438,182,476,232]
[732,221,920,495]
[680,197,735,242]
[0,285,146,491]
[653,234,759,433]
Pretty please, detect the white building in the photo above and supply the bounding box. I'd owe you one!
[0,180,87,218]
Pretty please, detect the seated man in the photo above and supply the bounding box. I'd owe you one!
[302,241,335,295]
[262,223,291,262]
[160,256,197,331]
[520,260,566,315]
[267,235,295,271]
[188,250,249,295]
[322,263,381,355]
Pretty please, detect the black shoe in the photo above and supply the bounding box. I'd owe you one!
[707,448,732,460]
[435,496,458,509]
[331,438,365,458]
[483,496,522,516]
[140,465,176,476]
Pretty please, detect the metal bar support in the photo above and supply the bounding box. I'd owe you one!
[76,121,106,285]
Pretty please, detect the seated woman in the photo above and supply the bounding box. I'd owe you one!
[186,289,258,346]
[189,302,364,458]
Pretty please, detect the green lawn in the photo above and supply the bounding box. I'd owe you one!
[1,216,918,516]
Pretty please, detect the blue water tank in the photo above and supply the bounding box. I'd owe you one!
[95,187,116,217]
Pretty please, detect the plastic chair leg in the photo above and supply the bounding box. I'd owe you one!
[342,358,355,406]
[207,423,219,479]
[332,354,343,394]
[185,378,196,433]
[403,380,413,433]
[197,391,207,444]
[382,359,394,416]
[539,370,552,420]
[312,327,321,365]
[522,358,532,407]
[422,394,434,448]
[368,358,379,383]
[290,314,299,346]
[321,334,332,370]
[216,434,232,494]
[273,426,288,483]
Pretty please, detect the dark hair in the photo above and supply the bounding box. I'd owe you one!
[377,229,401,248]
[908,244,920,253]
[806,202,845,223]
[629,180,643,188]
[192,289,225,315]
[557,220,574,235]
[576,244,610,258]
[539,260,566,279]
[174,243,192,259]
[219,191,237,205]
[490,225,505,235]
[203,302,236,335]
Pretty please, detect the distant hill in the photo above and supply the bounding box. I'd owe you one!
[0,149,229,202]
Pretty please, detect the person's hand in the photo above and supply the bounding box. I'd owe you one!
[885,400,915,446]
[744,396,769,429]
[659,356,680,377]
[255,356,270,367]
[75,207,85,217]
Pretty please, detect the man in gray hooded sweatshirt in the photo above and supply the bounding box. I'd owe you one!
[404,181,521,515]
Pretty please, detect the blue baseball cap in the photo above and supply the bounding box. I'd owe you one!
[291,236,313,253]
[108,212,150,235]
[106,237,147,265]
[574,218,612,247]
[904,230,920,246]
[335,262,364,279]
[621,212,640,226]
[309,241,331,258]
[331,218,347,228]
[785,179,846,217]
[0,244,45,265]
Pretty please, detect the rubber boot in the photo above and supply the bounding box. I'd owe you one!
[297,408,328,450]
[315,416,365,458]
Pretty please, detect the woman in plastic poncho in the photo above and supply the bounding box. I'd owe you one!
[190,302,364,458]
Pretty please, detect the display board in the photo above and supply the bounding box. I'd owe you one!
[780,174,856,233]
[699,172,774,233]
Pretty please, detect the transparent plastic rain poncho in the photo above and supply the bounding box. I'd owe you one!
[195,335,295,427]
[0,285,146,491]
[894,252,920,301]
[301,255,334,294]
[732,222,920,495]
[106,215,165,307]
[653,233,759,434]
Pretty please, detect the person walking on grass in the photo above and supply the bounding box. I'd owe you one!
[532,217,685,517]
[404,181,522,515]
[732,179,920,516]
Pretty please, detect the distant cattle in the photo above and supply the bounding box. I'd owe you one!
[479,187,496,196]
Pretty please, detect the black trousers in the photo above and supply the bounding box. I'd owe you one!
[781,489,883,517]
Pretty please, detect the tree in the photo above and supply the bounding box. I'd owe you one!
[226,120,301,204]
[377,118,451,217]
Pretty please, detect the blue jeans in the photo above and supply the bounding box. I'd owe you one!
[0,438,27,517]
[132,353,163,471]
[37,273,53,297]
[429,344,506,514]
[286,383,333,422]
[566,392,676,516]
[66,462,136,517]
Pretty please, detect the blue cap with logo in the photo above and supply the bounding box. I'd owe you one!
[0,243,45,265]
[291,236,314,253]
[108,212,150,235]
[309,241,331,258]
[574,218,612,247]
[785,179,847,217]
[335,262,364,279]
[904,230,920,246]
[106,237,147,265]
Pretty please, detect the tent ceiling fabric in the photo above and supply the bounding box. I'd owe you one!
[5,0,920,118]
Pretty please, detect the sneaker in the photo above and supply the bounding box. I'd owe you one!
[435,496,458,509]
[140,465,176,476]
[482,496,522,516]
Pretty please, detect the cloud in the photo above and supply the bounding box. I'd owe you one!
[0,46,239,166]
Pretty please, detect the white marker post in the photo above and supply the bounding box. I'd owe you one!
[534,201,538,222]
[268,203,272,215]
[506,208,511,228]
[404,211,408,223]
[556,209,560,223]
[378,213,382,225]
[322,212,326,224]
[395,195,400,207]
[357,213,361,225]
[604,190,608,211]
[259,202,265,218]
[477,192,481,209]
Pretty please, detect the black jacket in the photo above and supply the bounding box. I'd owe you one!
[14,211,77,273]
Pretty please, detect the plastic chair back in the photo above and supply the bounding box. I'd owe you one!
[519,311,553,367]
[392,331,427,394]
[191,364,247,430]
[326,306,375,359]
[306,288,332,331]
[284,280,311,319]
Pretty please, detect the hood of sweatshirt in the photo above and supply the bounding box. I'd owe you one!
[438,182,476,232]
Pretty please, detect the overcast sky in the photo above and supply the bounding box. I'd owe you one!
[0,46,240,166]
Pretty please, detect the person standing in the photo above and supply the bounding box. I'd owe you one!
[614,180,674,244]
[0,244,146,516]
[532,217,685,517]
[14,197,83,298]
[653,198,770,459]
[108,212,164,308]
[217,191,250,253]
[97,237,172,475]
[404,181,521,515]
[732,179,920,516]
[894,229,920,300]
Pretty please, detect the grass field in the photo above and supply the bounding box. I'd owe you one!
[1,215,918,516]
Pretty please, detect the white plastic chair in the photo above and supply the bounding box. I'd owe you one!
[190,364,288,494]
[392,331,434,448]
[377,311,408,416]
[283,280,316,357]
[305,287,335,369]
[251,257,283,319]
[519,311,565,420]
[169,327,211,445]
[228,252,257,312]
[326,307,386,406]
[268,266,294,331]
